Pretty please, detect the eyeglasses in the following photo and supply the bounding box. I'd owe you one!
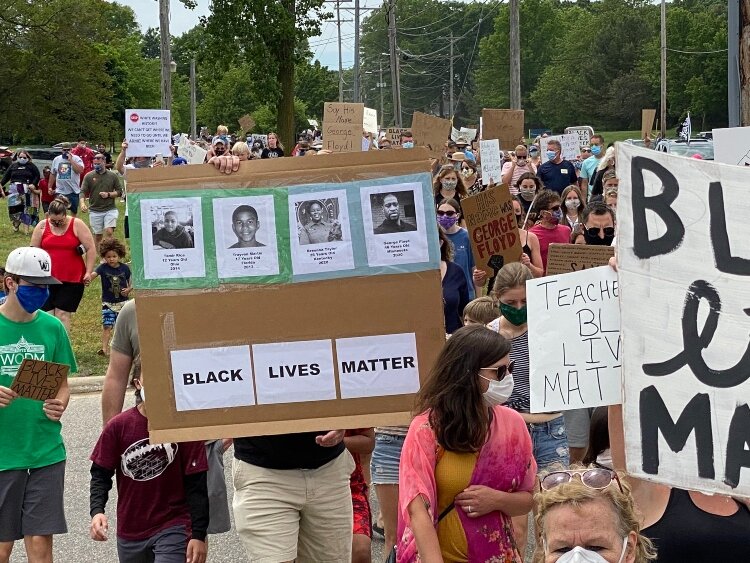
[436,210,457,217]
[540,468,623,493]
[480,361,514,380]
[585,226,615,237]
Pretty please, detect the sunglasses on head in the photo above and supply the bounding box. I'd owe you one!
[436,210,457,217]
[481,361,514,380]
[540,468,623,493]
[585,226,615,237]
[546,205,561,212]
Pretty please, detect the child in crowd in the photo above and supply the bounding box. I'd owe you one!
[89,358,209,563]
[463,296,500,326]
[345,429,375,563]
[89,238,131,357]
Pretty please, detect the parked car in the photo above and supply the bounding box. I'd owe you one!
[655,138,714,160]
[0,146,13,173]
[24,146,62,171]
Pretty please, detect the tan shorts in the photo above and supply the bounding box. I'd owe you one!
[232,450,355,563]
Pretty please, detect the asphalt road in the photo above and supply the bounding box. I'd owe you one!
[9,393,386,562]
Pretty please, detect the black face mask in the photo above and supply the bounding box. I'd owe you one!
[583,230,615,246]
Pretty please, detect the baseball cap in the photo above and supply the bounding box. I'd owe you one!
[212,137,226,146]
[171,157,188,165]
[60,142,72,150]
[4,247,61,285]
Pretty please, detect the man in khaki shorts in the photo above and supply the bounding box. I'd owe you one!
[81,153,122,247]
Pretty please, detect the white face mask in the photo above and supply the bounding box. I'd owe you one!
[480,375,514,406]
[565,199,580,210]
[555,536,628,563]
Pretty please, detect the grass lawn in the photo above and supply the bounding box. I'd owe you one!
[598,130,643,143]
[0,198,129,377]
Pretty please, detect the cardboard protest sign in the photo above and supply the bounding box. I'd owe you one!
[126,149,446,442]
[540,133,580,163]
[479,139,502,185]
[11,359,69,401]
[712,126,750,166]
[386,127,408,146]
[641,109,656,139]
[125,109,172,157]
[238,114,255,133]
[411,112,451,158]
[565,126,594,148]
[617,143,750,496]
[322,102,365,152]
[461,185,522,277]
[545,244,614,276]
[363,108,378,136]
[528,266,620,413]
[481,109,524,150]
[451,127,477,143]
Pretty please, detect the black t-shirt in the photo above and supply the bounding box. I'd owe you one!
[233,432,345,470]
[261,147,284,159]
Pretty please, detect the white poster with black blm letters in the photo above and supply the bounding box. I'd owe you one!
[617,143,750,497]
[527,266,620,413]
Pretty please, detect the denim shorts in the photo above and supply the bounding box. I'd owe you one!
[370,433,406,485]
[527,416,569,472]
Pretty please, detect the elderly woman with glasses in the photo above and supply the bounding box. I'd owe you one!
[396,325,536,563]
[534,466,657,563]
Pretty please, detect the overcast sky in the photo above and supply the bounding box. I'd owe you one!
[118,0,384,70]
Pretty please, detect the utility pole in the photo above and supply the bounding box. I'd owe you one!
[509,0,521,109]
[159,0,171,111]
[379,60,385,129]
[387,0,402,127]
[190,59,197,139]
[728,0,741,126]
[353,0,360,102]
[337,0,344,102]
[449,32,454,119]
[660,0,667,137]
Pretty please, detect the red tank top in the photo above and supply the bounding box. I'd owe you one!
[41,218,86,283]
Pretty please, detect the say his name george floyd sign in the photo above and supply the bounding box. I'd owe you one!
[617,143,750,496]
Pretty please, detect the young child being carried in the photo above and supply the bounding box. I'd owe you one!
[89,358,209,563]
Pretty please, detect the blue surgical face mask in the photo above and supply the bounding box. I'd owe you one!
[546,150,557,161]
[15,285,50,314]
[94,163,104,173]
[591,145,602,156]
[0,290,6,305]
[402,141,414,149]
[18,158,28,165]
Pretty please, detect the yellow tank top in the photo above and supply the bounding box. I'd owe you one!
[435,450,478,563]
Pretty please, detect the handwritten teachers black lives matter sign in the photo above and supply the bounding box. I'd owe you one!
[11,359,69,401]
[125,149,446,443]
[461,185,522,277]
[527,266,621,413]
[617,143,750,496]
[322,102,365,152]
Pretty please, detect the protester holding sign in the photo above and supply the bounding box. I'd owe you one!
[397,325,536,563]
[0,247,76,563]
[501,144,536,194]
[529,190,572,272]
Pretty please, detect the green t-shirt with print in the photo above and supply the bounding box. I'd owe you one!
[0,310,77,471]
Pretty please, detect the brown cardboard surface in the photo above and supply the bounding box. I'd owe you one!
[238,114,255,133]
[481,109,525,150]
[461,185,522,276]
[411,112,451,158]
[546,243,615,276]
[126,149,446,443]
[322,102,365,152]
[11,359,69,401]
[641,109,656,139]
[387,127,408,146]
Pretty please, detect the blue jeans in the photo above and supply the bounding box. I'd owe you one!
[370,433,405,485]
[527,416,569,471]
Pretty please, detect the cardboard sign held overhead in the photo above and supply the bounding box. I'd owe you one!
[545,244,614,276]
[528,266,621,413]
[479,139,502,185]
[386,127,408,146]
[711,126,750,166]
[481,109,524,150]
[617,143,750,497]
[11,359,69,401]
[125,109,172,157]
[411,112,451,158]
[177,142,208,165]
[461,185,522,277]
[451,127,477,143]
[238,114,255,134]
[323,102,365,152]
[565,126,594,148]
[363,108,379,136]
[540,134,581,163]
[641,109,656,139]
